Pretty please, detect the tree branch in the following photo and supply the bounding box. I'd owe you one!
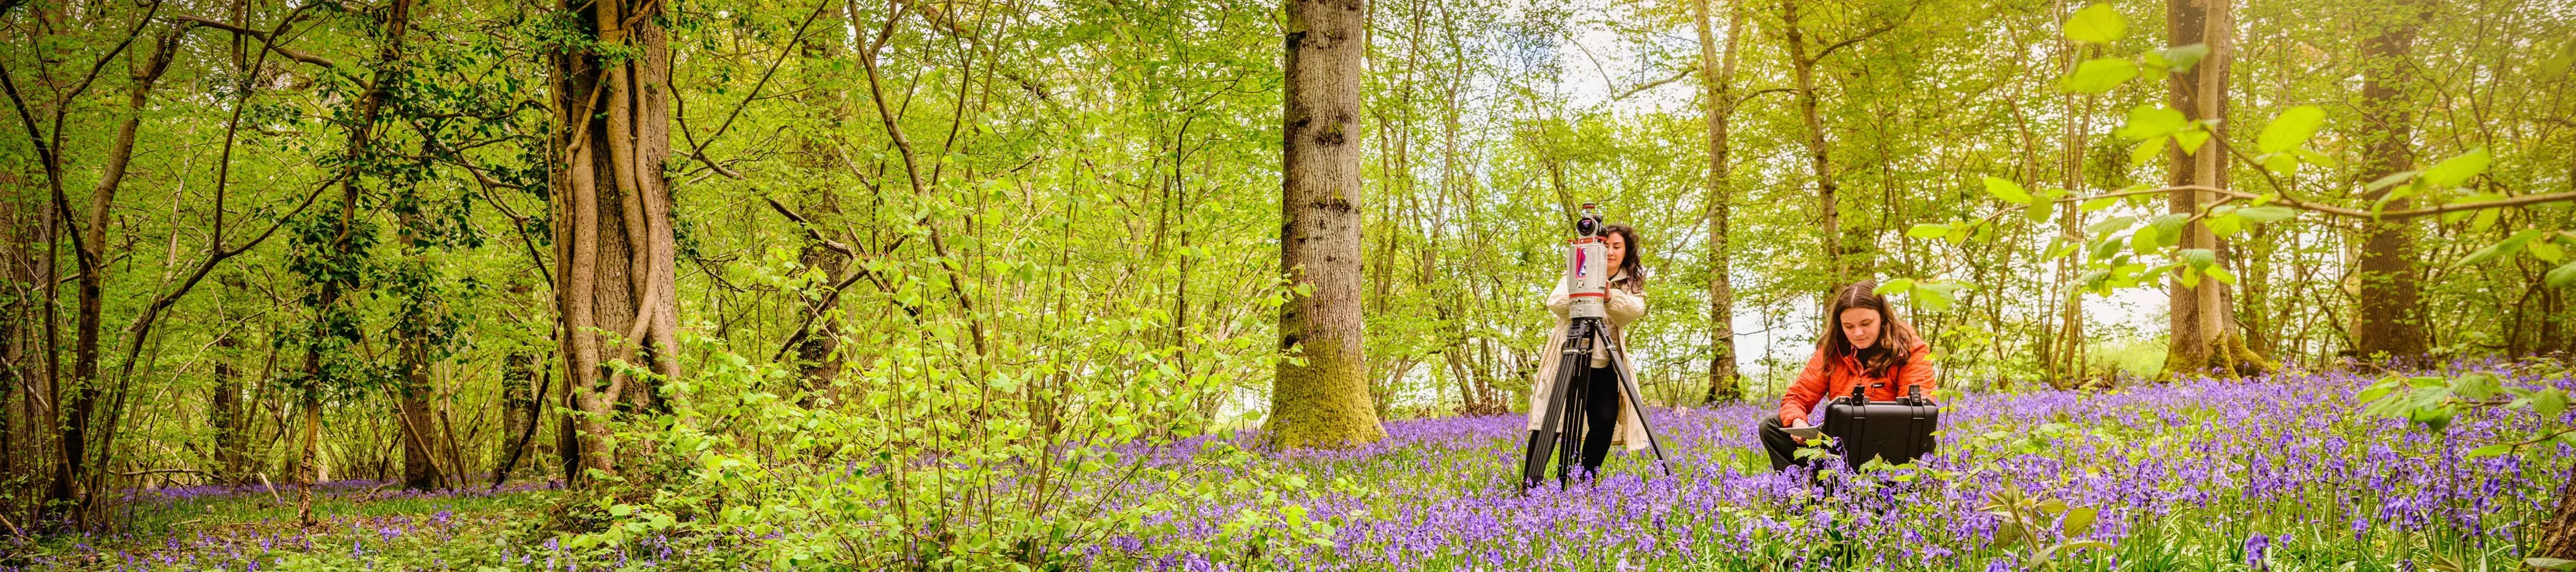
[172,15,338,68]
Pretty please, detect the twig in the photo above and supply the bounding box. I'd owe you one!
[257,472,283,506]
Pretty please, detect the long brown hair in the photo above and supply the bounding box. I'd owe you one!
[1819,280,1921,378]
[1601,224,1644,293]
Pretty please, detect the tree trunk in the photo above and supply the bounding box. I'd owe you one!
[791,187,847,395]
[1697,0,1745,404]
[210,325,245,483]
[15,25,183,528]
[2158,0,2270,379]
[493,342,538,485]
[2049,0,2090,389]
[2541,470,2576,563]
[1272,0,1386,450]
[551,0,680,486]
[2351,0,2429,365]
[395,350,447,490]
[1780,0,1847,286]
[0,179,33,523]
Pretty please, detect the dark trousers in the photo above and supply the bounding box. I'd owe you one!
[1573,363,1620,478]
[1757,413,1808,473]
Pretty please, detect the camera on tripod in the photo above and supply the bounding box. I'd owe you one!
[1561,202,1613,327]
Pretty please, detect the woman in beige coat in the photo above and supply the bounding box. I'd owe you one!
[1523,223,1654,479]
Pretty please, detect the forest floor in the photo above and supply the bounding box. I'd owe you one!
[4,365,2572,571]
[2,480,561,571]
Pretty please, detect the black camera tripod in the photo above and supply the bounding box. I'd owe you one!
[1519,314,1671,488]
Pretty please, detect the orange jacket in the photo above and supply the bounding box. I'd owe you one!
[1777,340,1937,425]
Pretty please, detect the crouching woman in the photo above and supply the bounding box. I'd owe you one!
[1758,280,1938,472]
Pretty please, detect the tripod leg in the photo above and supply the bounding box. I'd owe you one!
[1520,339,1587,488]
[1601,329,1673,477]
[1558,365,1585,485]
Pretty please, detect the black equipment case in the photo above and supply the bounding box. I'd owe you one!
[1819,385,1941,467]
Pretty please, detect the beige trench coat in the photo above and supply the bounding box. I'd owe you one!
[1522,275,1654,452]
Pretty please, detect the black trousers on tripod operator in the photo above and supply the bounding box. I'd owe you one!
[1573,363,1621,477]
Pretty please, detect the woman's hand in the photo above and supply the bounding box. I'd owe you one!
[1787,418,1813,445]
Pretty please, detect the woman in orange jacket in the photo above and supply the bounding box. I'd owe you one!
[1757,280,1938,472]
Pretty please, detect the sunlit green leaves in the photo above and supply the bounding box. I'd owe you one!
[2059,58,2136,93]
[1875,277,1969,312]
[2418,147,2490,191]
[2549,262,2576,289]
[2456,229,2544,266]
[2256,106,2325,154]
[2145,44,2209,74]
[1982,177,2034,204]
[2063,4,2126,44]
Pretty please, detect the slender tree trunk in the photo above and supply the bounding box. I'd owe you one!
[2049,0,2090,388]
[1272,0,1386,449]
[20,26,182,528]
[1780,0,1846,286]
[1697,0,1745,404]
[0,181,29,520]
[492,340,537,485]
[211,324,244,483]
[2159,0,2270,379]
[551,0,680,486]
[2351,0,2429,365]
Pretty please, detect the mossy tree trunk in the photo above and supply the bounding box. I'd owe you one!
[1273,0,1386,450]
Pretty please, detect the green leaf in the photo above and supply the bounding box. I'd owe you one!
[1907,223,1952,239]
[2529,558,2576,571]
[2524,388,2568,420]
[2419,148,2492,190]
[2527,238,2562,263]
[1912,285,1955,311]
[2466,443,2514,458]
[1984,177,2034,204]
[2257,106,2326,154]
[2207,212,2244,237]
[1875,279,1915,295]
[2457,230,2544,267]
[2060,58,2138,93]
[2205,266,2236,285]
[2262,153,2300,177]
[2235,206,2296,223]
[2296,148,2341,169]
[2085,215,2134,236]
[2129,139,2163,167]
[2062,506,2100,537]
[2149,214,2187,244]
[2550,262,2576,289]
[2172,127,2210,156]
[2154,44,2210,73]
[2063,4,2127,44]
[2080,196,2120,212]
[2364,171,2419,192]
[2452,373,2502,400]
[2115,105,2189,140]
